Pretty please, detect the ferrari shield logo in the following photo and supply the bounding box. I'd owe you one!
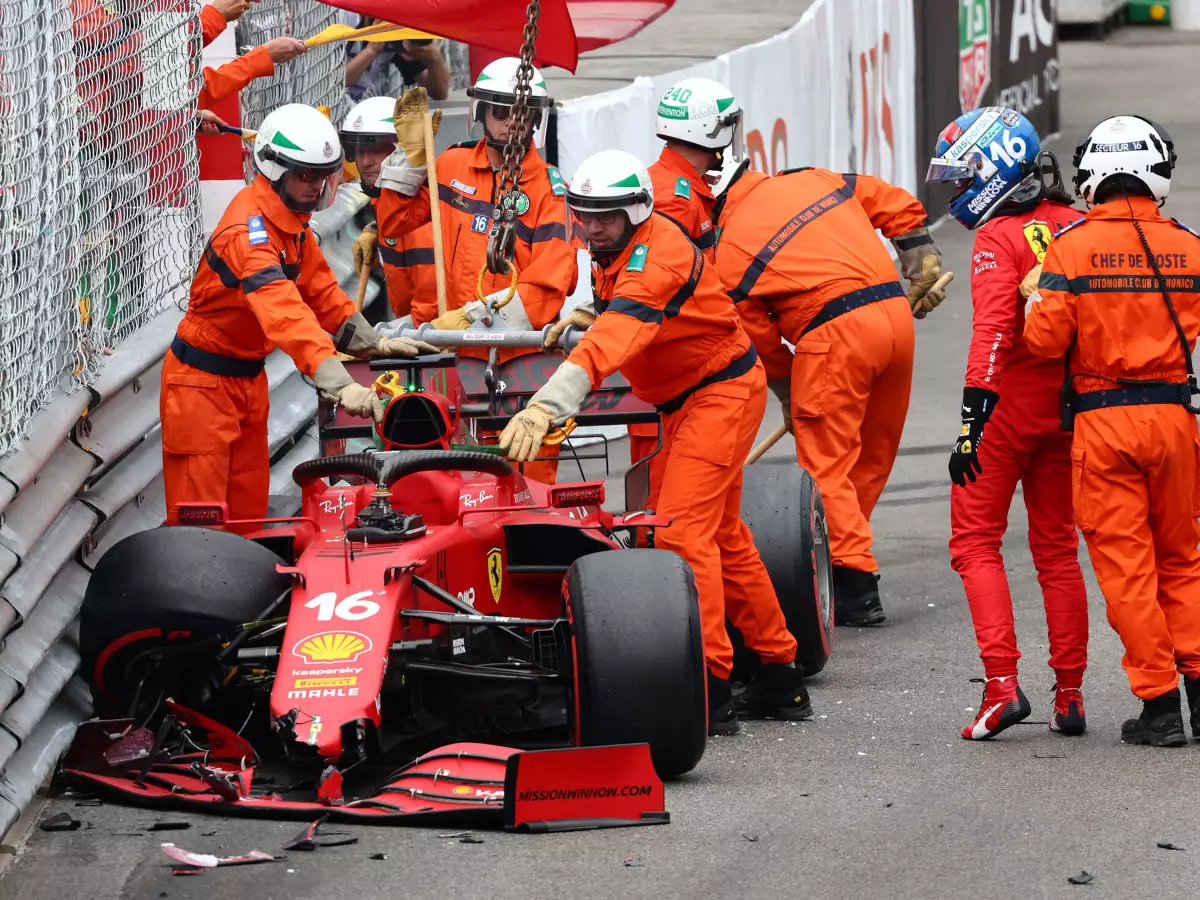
[1023,220,1052,262]
[487,547,503,604]
[959,0,991,113]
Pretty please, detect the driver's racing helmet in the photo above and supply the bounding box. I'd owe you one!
[467,57,553,151]
[656,77,744,185]
[1073,114,1175,206]
[565,149,654,258]
[254,103,345,214]
[926,106,1041,230]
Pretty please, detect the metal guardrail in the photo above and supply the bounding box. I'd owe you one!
[0,207,359,837]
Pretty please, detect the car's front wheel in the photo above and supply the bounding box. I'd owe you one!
[564,549,707,779]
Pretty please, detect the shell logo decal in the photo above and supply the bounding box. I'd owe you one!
[293,632,372,664]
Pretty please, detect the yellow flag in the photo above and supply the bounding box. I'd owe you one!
[304,22,437,48]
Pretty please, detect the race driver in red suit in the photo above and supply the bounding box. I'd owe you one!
[926,107,1089,741]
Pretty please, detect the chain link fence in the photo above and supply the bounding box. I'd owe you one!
[0,0,203,458]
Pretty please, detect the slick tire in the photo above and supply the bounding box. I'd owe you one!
[565,549,706,779]
[81,527,291,719]
[738,465,834,677]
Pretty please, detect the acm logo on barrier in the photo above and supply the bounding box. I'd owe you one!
[745,28,899,182]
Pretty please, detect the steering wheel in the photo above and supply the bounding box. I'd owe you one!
[293,451,514,490]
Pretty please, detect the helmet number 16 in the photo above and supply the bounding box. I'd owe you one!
[988,129,1028,168]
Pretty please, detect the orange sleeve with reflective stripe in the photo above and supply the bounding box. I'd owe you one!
[567,270,666,387]
[736,297,792,381]
[198,46,274,109]
[200,4,225,47]
[515,188,578,328]
[376,184,433,243]
[1023,239,1077,359]
[216,229,339,377]
[850,173,929,237]
[297,233,356,337]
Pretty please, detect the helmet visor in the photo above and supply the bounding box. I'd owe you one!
[339,132,397,163]
[277,164,343,213]
[925,157,975,184]
[469,94,550,150]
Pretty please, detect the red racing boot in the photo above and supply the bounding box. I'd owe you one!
[1049,685,1087,736]
[961,676,1031,740]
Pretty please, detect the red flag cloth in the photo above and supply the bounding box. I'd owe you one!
[321,0,580,72]
[469,0,672,79]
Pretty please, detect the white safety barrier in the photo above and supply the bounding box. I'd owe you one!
[555,0,918,193]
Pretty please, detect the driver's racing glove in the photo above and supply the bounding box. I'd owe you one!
[949,386,999,488]
[314,357,384,423]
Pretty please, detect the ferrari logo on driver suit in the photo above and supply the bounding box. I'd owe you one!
[1023,221,1052,262]
[487,547,503,604]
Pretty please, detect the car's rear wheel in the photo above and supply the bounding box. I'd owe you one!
[81,527,291,720]
[738,464,834,677]
[564,549,706,779]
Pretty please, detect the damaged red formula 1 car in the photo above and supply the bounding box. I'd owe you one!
[73,326,832,821]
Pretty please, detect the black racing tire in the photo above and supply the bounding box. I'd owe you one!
[565,549,706,779]
[739,465,834,677]
[81,527,291,718]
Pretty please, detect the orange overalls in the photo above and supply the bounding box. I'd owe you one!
[714,167,929,574]
[162,175,354,527]
[566,212,797,679]
[628,148,721,501]
[1024,196,1200,701]
[377,139,577,483]
[368,193,434,320]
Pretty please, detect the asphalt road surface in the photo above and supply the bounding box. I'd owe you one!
[7,26,1200,900]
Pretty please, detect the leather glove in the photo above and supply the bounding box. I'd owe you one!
[544,305,597,348]
[391,88,442,168]
[429,308,472,331]
[1019,263,1042,300]
[907,251,954,318]
[313,357,383,424]
[353,224,378,273]
[768,378,792,433]
[949,386,999,488]
[498,401,555,462]
[375,335,438,358]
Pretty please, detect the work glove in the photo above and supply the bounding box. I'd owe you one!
[1019,263,1042,300]
[893,228,953,319]
[949,386,999,488]
[353,223,378,273]
[429,308,473,331]
[375,335,438,358]
[768,378,793,434]
[391,88,442,168]
[335,311,436,358]
[544,304,597,348]
[314,357,384,424]
[498,401,556,462]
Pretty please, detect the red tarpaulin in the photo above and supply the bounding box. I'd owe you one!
[323,0,581,72]
[468,0,673,79]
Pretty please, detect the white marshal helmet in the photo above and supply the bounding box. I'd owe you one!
[338,96,397,157]
[467,57,553,149]
[567,150,655,225]
[1073,114,1176,206]
[254,103,344,213]
[656,77,744,156]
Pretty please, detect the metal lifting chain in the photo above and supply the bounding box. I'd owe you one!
[486,0,542,274]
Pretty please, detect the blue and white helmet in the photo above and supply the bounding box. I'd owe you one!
[926,107,1042,230]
